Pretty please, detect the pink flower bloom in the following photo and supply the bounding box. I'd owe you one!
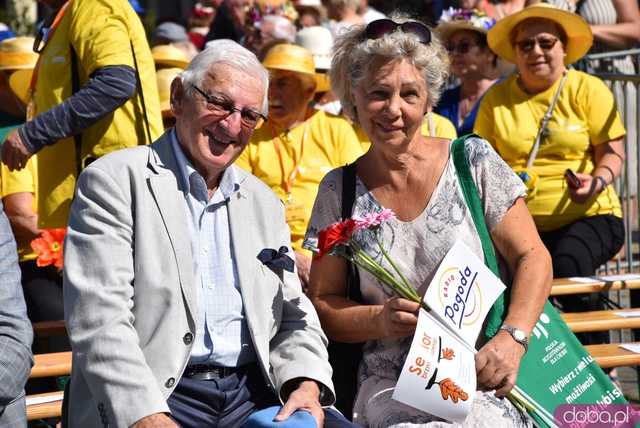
[353,209,396,231]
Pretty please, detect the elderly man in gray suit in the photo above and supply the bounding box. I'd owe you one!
[62,40,356,428]
[0,201,33,427]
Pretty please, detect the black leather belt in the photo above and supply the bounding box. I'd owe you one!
[183,364,247,381]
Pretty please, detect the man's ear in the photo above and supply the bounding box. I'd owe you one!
[170,77,185,116]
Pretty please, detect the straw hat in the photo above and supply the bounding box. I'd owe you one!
[0,37,38,70]
[487,3,593,65]
[262,43,316,76]
[151,44,190,69]
[8,68,32,104]
[436,8,496,44]
[156,67,182,117]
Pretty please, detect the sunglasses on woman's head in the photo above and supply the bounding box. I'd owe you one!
[364,19,432,45]
[515,36,559,53]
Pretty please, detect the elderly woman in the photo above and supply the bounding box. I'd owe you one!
[303,17,551,427]
[434,8,500,136]
[474,4,626,346]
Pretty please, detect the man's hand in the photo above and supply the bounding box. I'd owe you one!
[294,251,311,292]
[1,130,33,171]
[275,380,324,428]
[130,413,179,428]
[475,331,526,398]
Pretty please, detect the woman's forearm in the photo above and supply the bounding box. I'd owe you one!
[591,23,640,49]
[311,295,384,343]
[502,246,553,335]
[593,139,624,186]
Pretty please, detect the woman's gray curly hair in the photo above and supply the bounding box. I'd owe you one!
[329,16,450,123]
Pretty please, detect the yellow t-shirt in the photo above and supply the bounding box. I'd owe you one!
[33,0,163,228]
[236,110,364,252]
[0,156,38,261]
[356,112,458,151]
[474,70,626,231]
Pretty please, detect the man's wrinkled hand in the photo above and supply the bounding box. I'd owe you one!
[130,413,179,428]
[475,331,526,398]
[275,380,324,428]
[1,129,33,171]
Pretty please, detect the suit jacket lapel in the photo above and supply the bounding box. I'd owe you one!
[228,178,259,333]
[147,135,197,324]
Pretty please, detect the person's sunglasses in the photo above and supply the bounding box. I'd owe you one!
[515,36,559,53]
[446,40,477,55]
[364,19,432,45]
[191,84,267,129]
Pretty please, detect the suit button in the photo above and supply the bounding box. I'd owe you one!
[165,377,175,388]
[183,332,193,344]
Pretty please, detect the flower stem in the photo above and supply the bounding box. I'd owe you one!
[374,234,417,300]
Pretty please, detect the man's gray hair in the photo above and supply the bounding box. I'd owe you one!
[329,16,450,123]
[261,15,297,43]
[182,39,270,115]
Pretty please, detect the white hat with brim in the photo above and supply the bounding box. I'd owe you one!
[487,3,593,65]
[437,20,490,44]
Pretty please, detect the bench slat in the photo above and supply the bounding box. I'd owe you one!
[26,392,63,421]
[561,309,640,333]
[551,278,640,296]
[587,343,640,369]
[31,352,72,378]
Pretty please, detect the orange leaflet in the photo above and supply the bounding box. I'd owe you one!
[442,347,455,360]
[438,378,469,403]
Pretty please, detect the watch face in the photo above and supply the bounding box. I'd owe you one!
[513,329,526,341]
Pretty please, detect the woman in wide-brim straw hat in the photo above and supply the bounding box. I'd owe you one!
[474,3,626,345]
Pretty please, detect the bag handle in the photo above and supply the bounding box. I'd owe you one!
[129,40,153,145]
[451,135,506,338]
[341,163,362,303]
[70,45,83,177]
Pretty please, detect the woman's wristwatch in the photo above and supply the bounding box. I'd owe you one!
[499,324,529,352]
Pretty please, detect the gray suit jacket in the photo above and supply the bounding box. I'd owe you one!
[0,201,33,428]
[63,133,334,428]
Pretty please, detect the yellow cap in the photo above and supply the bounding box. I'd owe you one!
[9,68,33,104]
[315,72,330,93]
[488,3,592,65]
[262,43,316,77]
[156,67,182,116]
[0,37,38,70]
[151,44,190,69]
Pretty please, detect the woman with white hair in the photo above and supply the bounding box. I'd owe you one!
[303,17,551,427]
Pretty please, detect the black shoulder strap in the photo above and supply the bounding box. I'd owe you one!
[130,40,152,145]
[341,163,363,303]
[70,46,82,177]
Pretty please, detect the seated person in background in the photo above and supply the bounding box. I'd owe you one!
[0,38,60,329]
[156,67,183,130]
[434,8,500,136]
[235,43,363,290]
[0,200,33,428]
[63,40,355,428]
[474,4,625,345]
[304,16,551,426]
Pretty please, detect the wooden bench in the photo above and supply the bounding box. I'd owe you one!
[33,320,67,338]
[586,343,640,369]
[26,352,71,421]
[561,309,640,333]
[551,277,640,296]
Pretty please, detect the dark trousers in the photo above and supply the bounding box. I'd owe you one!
[540,214,625,346]
[167,364,359,428]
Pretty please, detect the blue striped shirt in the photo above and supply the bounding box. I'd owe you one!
[170,130,256,367]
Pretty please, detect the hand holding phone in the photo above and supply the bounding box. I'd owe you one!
[564,169,582,189]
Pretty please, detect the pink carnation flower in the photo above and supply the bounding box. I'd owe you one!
[353,209,396,231]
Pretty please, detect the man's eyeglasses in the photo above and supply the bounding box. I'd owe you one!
[446,40,477,55]
[515,36,559,54]
[191,84,267,129]
[364,19,432,45]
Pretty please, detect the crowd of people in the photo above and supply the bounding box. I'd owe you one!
[0,0,638,427]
